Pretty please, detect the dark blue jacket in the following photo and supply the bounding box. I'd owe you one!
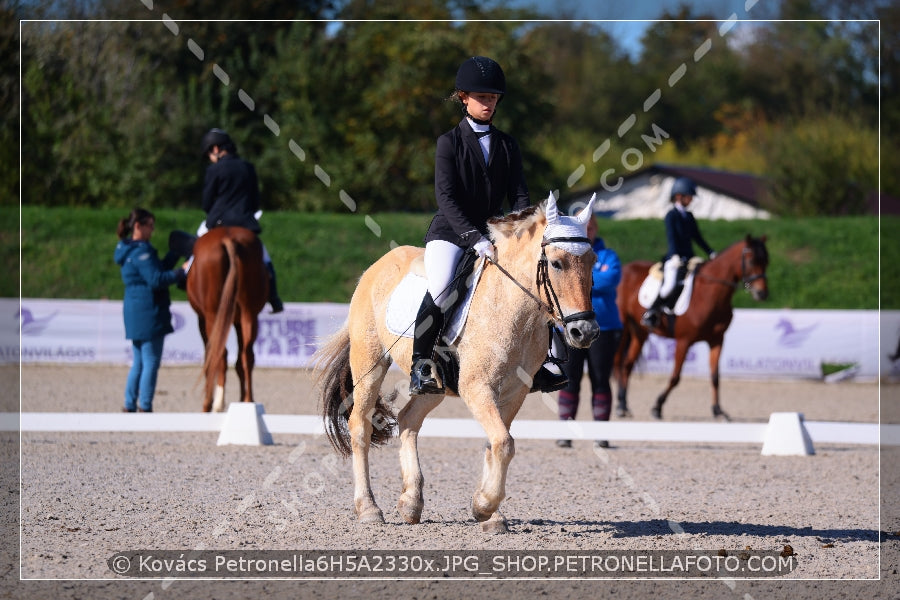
[114,240,184,341]
[202,154,261,233]
[590,238,624,331]
[426,119,530,248]
[664,206,713,260]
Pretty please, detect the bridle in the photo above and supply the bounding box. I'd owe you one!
[487,235,596,328]
[699,245,767,292]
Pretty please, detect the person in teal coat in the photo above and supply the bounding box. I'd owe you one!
[114,208,187,412]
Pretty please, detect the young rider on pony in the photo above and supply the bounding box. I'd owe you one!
[409,55,567,396]
[642,176,716,328]
[197,128,284,313]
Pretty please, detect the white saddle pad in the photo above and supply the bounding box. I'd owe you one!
[385,258,485,345]
[637,271,696,316]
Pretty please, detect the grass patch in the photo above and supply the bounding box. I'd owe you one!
[9,206,893,309]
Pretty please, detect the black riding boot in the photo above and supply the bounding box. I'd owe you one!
[530,327,568,393]
[530,363,569,393]
[641,295,665,327]
[410,292,445,395]
[265,262,284,314]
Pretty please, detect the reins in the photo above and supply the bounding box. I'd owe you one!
[487,235,596,328]
[697,246,766,292]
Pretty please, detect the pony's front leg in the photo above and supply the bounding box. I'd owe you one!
[396,394,444,524]
[466,384,518,525]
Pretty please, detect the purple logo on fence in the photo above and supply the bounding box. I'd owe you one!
[643,336,696,363]
[18,307,58,336]
[255,316,318,357]
[774,318,817,348]
[170,310,187,332]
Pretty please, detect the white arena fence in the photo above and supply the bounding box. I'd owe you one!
[8,298,897,453]
[4,408,898,455]
[7,298,898,381]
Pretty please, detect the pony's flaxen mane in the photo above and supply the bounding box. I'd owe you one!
[486,202,546,240]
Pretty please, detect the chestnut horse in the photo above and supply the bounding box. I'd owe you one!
[614,235,769,421]
[315,195,598,532]
[187,226,268,412]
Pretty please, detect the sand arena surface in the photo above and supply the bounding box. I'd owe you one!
[6,364,900,599]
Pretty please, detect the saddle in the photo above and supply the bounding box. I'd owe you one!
[385,249,484,394]
[385,249,484,344]
[638,256,705,316]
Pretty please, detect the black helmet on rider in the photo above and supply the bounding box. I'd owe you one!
[670,176,698,200]
[201,128,235,157]
[455,56,506,96]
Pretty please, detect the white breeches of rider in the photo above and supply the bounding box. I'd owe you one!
[660,255,683,298]
[424,239,464,309]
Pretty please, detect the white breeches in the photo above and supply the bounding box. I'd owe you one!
[660,255,683,298]
[424,240,464,308]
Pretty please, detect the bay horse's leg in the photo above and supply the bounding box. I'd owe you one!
[347,358,390,524]
[212,346,227,412]
[651,338,690,420]
[234,308,259,404]
[708,339,730,421]
[396,393,444,524]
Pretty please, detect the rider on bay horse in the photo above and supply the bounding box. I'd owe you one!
[641,176,716,328]
[171,129,284,314]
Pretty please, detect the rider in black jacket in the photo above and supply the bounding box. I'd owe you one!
[200,129,284,313]
[409,56,566,396]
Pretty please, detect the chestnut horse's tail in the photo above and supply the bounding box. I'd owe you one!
[314,324,395,458]
[202,237,239,403]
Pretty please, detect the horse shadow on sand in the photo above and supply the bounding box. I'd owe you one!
[501,518,881,544]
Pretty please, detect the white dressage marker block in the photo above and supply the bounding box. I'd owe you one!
[217,402,273,446]
[761,412,815,456]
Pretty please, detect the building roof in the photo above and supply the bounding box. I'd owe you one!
[566,163,766,207]
[563,164,772,221]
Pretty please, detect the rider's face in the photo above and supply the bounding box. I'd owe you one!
[462,92,500,121]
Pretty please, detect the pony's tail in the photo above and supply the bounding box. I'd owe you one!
[203,237,239,403]
[314,324,396,458]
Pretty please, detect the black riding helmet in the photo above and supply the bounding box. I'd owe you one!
[455,56,506,96]
[201,128,235,157]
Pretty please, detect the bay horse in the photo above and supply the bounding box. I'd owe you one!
[315,195,598,532]
[187,226,268,412]
[614,235,769,421]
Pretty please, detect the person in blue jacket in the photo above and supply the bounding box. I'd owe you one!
[556,215,623,448]
[641,176,716,328]
[115,208,187,412]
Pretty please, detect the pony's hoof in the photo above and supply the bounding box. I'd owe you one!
[616,404,632,418]
[396,495,423,524]
[651,406,662,420]
[472,494,496,523]
[357,508,385,525]
[481,513,509,534]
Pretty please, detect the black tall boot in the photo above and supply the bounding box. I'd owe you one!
[641,294,665,328]
[265,261,284,314]
[530,327,568,393]
[409,292,445,395]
